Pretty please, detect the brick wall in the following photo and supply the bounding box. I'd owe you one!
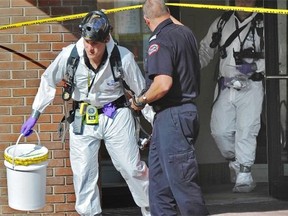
[0,0,97,215]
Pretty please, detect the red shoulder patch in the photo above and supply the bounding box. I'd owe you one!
[148,44,159,56]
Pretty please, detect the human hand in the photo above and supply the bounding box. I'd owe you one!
[21,117,37,137]
[130,96,145,111]
[102,102,117,118]
[236,63,257,75]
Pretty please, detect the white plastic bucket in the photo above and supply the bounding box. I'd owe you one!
[4,130,49,211]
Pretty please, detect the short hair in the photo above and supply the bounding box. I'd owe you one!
[143,0,169,19]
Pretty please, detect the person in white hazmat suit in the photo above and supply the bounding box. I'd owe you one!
[20,10,153,216]
[199,0,265,193]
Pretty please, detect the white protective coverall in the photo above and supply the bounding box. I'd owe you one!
[31,37,153,215]
[199,12,265,169]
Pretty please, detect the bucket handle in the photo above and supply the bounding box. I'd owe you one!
[12,129,41,168]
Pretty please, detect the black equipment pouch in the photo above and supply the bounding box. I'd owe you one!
[249,72,264,81]
[59,101,78,125]
[62,45,80,101]
[210,11,233,48]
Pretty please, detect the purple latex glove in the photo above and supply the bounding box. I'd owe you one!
[236,63,257,75]
[220,77,233,90]
[102,103,117,118]
[21,117,37,137]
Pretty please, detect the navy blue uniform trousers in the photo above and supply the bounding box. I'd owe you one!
[149,103,209,216]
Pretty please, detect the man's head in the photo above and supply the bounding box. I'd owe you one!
[143,0,169,20]
[234,0,258,20]
[79,10,112,43]
[234,0,258,7]
[143,0,170,31]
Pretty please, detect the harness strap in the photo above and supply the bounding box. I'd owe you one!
[219,22,249,58]
[211,77,224,108]
[110,45,133,94]
[62,45,80,101]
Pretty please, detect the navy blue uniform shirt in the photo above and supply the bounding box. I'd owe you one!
[144,18,200,107]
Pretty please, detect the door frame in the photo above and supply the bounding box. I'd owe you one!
[265,0,288,199]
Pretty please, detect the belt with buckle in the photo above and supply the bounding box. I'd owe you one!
[74,95,127,114]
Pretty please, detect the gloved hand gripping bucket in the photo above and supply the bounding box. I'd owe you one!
[4,130,49,211]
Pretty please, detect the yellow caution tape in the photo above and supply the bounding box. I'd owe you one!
[0,3,287,31]
[4,152,49,166]
[166,3,288,15]
[0,13,88,30]
[0,5,143,30]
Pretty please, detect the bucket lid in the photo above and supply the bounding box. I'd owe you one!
[4,144,48,166]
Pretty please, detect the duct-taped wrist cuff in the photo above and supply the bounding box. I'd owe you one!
[240,164,251,173]
[31,109,41,120]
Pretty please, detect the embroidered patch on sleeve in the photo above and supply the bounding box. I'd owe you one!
[148,44,159,56]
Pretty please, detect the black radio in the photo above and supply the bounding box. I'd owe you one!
[233,48,264,65]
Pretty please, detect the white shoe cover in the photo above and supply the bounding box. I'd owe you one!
[233,172,256,193]
[141,207,151,216]
[229,161,240,183]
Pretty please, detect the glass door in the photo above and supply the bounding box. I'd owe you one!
[265,0,288,199]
